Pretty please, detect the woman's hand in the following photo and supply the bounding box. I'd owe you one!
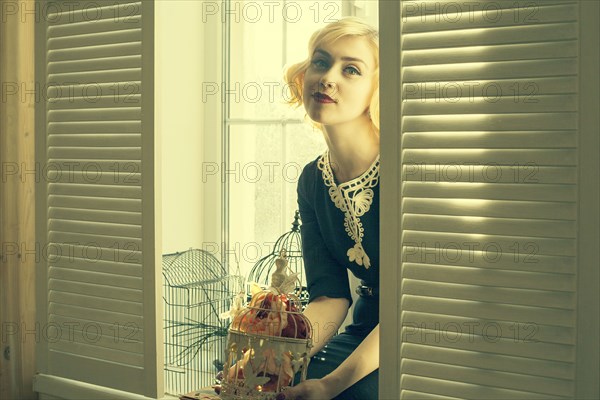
[275,378,334,400]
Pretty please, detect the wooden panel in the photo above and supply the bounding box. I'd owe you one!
[0,1,36,399]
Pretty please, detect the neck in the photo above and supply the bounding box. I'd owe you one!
[322,117,379,183]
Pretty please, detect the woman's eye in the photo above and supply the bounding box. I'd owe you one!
[345,66,361,76]
[311,59,328,69]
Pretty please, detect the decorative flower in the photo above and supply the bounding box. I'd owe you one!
[353,188,374,216]
[347,243,371,269]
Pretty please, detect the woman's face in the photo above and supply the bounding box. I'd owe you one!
[302,36,377,128]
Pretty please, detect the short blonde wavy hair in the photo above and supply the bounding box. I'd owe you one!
[283,17,379,133]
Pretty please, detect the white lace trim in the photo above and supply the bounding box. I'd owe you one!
[317,151,379,269]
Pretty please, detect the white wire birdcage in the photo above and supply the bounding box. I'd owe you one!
[162,248,244,396]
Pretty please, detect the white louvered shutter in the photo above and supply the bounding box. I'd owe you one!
[380,0,598,399]
[34,1,162,397]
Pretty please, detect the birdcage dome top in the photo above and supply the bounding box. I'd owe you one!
[247,212,305,292]
[162,248,226,287]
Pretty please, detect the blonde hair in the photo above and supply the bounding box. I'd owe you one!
[283,17,379,133]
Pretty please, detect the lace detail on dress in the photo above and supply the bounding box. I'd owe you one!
[318,151,379,269]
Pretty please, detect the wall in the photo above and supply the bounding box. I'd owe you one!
[156,0,207,255]
[0,0,37,398]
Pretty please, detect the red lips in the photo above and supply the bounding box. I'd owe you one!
[313,92,336,103]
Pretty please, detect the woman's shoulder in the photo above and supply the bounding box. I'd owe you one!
[298,153,324,190]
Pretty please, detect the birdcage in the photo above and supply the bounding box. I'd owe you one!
[162,248,244,396]
[247,211,309,307]
[220,251,313,399]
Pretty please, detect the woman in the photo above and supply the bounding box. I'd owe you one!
[280,17,380,400]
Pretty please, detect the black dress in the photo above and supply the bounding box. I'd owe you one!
[296,151,379,399]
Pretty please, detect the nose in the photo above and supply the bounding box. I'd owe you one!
[320,79,336,90]
[319,73,338,92]
[318,67,338,91]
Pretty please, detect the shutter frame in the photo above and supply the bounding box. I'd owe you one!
[35,1,162,397]
[381,1,599,399]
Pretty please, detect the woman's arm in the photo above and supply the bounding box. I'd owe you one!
[280,323,379,400]
[322,323,379,397]
[302,296,350,358]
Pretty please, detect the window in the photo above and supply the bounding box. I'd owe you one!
[223,0,378,277]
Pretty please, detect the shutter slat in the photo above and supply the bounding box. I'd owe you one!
[49,278,142,302]
[49,182,141,198]
[401,312,575,346]
[402,131,576,148]
[50,257,141,278]
[403,77,578,100]
[47,242,142,265]
[403,182,576,202]
[48,42,141,62]
[47,1,142,25]
[401,390,462,400]
[401,343,575,379]
[403,231,575,257]
[46,322,143,354]
[402,264,576,292]
[47,82,141,100]
[400,375,568,400]
[48,55,141,73]
[402,113,577,131]
[403,3,578,33]
[49,207,141,224]
[401,22,578,50]
[401,359,574,397]
[48,134,141,146]
[402,246,575,274]
[402,165,576,184]
[402,198,576,220]
[403,149,577,166]
[48,121,140,134]
[403,279,575,310]
[49,339,144,367]
[49,219,140,238]
[49,291,142,315]
[400,324,575,363]
[49,302,143,328]
[49,172,141,186]
[49,266,142,290]
[403,214,576,238]
[49,231,142,256]
[49,195,141,212]
[48,96,141,110]
[401,0,577,17]
[48,29,142,50]
[402,94,577,114]
[48,146,141,159]
[48,67,141,85]
[49,314,142,343]
[402,295,576,329]
[48,16,141,37]
[403,41,578,66]
[403,59,577,82]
